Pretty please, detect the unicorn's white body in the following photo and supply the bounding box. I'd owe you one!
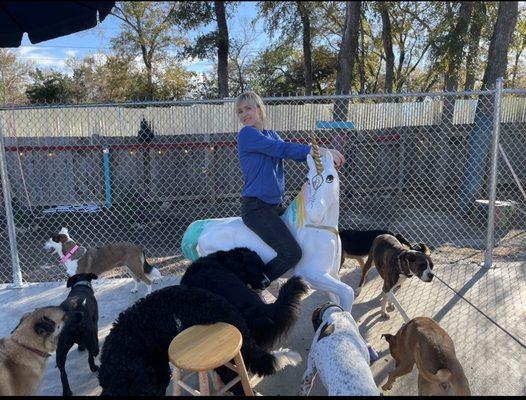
[181,152,355,311]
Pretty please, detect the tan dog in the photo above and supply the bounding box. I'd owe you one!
[44,227,161,294]
[381,317,471,396]
[0,306,67,396]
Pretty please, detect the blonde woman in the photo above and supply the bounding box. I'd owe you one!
[236,91,345,289]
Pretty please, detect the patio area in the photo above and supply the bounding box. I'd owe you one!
[1,258,525,396]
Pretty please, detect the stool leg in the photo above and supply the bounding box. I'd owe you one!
[198,371,210,396]
[172,366,181,396]
[234,352,254,396]
[210,370,224,392]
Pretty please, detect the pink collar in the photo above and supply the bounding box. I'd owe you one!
[60,244,80,264]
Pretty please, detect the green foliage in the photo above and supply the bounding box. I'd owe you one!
[25,69,77,104]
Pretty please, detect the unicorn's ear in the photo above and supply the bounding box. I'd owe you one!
[306,153,316,173]
[323,149,334,169]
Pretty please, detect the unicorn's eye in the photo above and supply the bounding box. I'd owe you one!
[326,175,334,183]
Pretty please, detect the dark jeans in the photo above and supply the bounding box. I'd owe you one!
[241,197,302,282]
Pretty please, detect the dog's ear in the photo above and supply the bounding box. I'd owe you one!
[412,243,431,255]
[10,312,31,334]
[34,316,56,337]
[381,333,396,344]
[87,273,98,281]
[66,276,76,288]
[317,322,335,342]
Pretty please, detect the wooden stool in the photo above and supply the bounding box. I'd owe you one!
[168,322,254,396]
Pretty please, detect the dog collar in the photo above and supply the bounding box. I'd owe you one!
[60,245,80,264]
[397,256,413,278]
[12,339,51,358]
[72,281,92,289]
[319,302,345,317]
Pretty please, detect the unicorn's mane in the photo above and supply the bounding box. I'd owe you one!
[284,183,307,231]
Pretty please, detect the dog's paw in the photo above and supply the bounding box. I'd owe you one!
[381,312,391,320]
[386,304,395,312]
[382,382,393,391]
[63,389,73,397]
[272,348,302,369]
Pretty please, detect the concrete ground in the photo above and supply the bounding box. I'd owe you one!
[1,260,525,396]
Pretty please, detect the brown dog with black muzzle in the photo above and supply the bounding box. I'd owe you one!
[0,306,67,396]
[381,317,471,396]
[357,234,433,319]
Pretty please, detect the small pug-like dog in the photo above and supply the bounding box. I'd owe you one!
[0,306,67,396]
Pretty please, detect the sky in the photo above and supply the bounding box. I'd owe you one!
[12,2,269,76]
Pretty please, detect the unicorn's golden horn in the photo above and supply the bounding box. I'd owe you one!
[310,134,323,175]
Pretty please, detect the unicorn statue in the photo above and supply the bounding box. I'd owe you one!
[181,134,355,311]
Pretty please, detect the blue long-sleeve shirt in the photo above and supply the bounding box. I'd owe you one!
[237,125,311,204]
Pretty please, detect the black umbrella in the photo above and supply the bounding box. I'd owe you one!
[0,1,115,48]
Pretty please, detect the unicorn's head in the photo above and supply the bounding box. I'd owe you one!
[304,145,340,226]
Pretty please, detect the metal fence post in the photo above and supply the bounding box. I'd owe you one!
[484,77,504,268]
[0,122,23,287]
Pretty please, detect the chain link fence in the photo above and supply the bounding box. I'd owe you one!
[0,84,524,285]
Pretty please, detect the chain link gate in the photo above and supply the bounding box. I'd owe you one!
[0,84,525,286]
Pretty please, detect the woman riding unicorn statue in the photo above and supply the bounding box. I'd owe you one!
[181,91,354,312]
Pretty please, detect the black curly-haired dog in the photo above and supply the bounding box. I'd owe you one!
[180,247,309,350]
[97,285,301,396]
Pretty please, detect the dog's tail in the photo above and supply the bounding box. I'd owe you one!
[142,253,162,281]
[251,276,309,349]
[243,340,302,376]
[414,343,453,391]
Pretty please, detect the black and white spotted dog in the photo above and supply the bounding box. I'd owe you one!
[298,303,379,396]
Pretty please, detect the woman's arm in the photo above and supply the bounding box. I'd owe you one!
[238,126,310,161]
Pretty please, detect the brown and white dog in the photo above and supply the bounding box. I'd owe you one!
[0,306,67,396]
[44,227,162,294]
[357,234,433,319]
[381,317,471,396]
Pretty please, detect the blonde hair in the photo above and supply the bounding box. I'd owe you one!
[235,91,267,122]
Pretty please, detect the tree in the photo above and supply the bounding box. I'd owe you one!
[334,1,361,121]
[440,1,474,123]
[110,2,185,100]
[25,69,76,104]
[508,5,526,87]
[482,1,519,88]
[378,2,394,93]
[258,1,321,96]
[174,1,236,98]
[0,49,30,105]
[215,1,229,98]
[464,2,486,90]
